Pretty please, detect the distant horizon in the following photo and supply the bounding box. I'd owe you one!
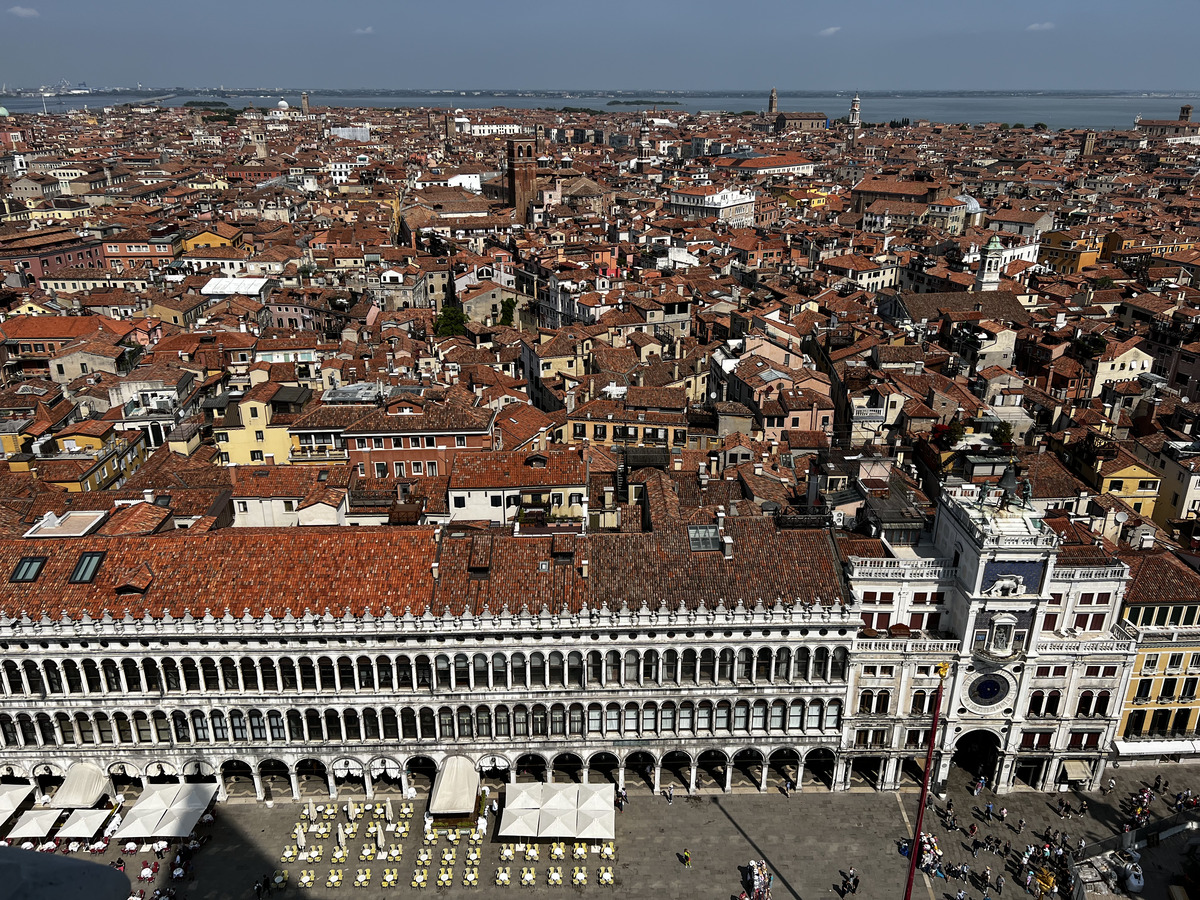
[4,86,1200,97]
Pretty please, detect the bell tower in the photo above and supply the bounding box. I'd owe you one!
[975,234,1004,292]
[848,92,861,129]
[506,139,537,225]
[768,87,778,115]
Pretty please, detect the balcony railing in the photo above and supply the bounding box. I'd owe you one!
[846,557,957,580]
[291,446,349,461]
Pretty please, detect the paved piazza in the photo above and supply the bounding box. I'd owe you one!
[58,764,1195,899]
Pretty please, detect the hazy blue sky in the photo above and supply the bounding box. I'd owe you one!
[3,0,1198,91]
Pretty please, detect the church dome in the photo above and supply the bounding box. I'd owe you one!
[0,108,8,117]
[955,194,982,215]
[277,99,289,109]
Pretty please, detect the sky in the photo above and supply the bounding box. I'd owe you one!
[2,0,1198,92]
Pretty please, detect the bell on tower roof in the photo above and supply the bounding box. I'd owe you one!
[998,459,1020,504]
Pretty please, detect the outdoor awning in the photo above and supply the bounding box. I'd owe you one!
[154,807,203,839]
[112,807,165,841]
[497,807,541,838]
[575,783,613,813]
[537,807,577,838]
[504,782,543,810]
[56,807,113,840]
[49,763,111,809]
[574,808,616,840]
[0,784,33,822]
[428,756,480,817]
[1113,739,1200,757]
[1062,760,1092,781]
[539,784,577,812]
[7,808,62,840]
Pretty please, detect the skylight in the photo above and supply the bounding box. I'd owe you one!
[687,525,721,552]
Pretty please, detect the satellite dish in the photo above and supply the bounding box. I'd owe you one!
[709,391,718,400]
[1115,512,1129,524]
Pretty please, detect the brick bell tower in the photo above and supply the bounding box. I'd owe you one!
[507,139,537,225]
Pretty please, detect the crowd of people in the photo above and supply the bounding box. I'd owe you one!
[739,858,776,900]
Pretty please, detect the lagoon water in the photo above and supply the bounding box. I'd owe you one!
[5,91,1197,132]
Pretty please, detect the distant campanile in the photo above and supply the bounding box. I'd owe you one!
[848,92,861,128]
[768,87,778,115]
[301,92,310,116]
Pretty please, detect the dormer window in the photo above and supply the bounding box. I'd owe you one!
[10,556,46,583]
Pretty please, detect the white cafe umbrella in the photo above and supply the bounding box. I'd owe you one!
[497,807,541,838]
[308,799,317,821]
[375,828,384,851]
[296,829,306,850]
[336,823,345,847]
[385,798,394,822]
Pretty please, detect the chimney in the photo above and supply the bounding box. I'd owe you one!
[754,462,763,476]
[722,534,734,560]
[143,489,154,504]
[431,562,440,580]
[1181,104,1193,123]
[580,558,589,578]
[716,506,726,531]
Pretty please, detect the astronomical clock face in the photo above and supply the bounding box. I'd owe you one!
[967,673,1010,709]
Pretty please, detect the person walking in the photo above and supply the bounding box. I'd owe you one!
[667,785,674,805]
[253,881,263,900]
[986,801,994,822]
[1000,806,1008,825]
[997,873,1005,895]
[1154,774,1163,792]
[1017,817,1025,834]
[682,848,691,868]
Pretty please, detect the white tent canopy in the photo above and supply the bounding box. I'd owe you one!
[7,808,62,840]
[56,807,114,840]
[428,756,480,817]
[111,783,217,840]
[503,782,543,810]
[0,784,33,822]
[49,763,112,809]
[497,782,614,839]
[496,807,541,838]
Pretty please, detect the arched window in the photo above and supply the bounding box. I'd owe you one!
[37,713,56,746]
[248,710,266,741]
[286,710,303,742]
[660,702,676,733]
[181,659,200,691]
[876,690,890,715]
[796,647,811,681]
[324,709,342,741]
[529,652,546,686]
[831,648,849,681]
[548,652,565,687]
[229,710,247,741]
[737,648,753,681]
[828,700,842,729]
[191,711,209,741]
[813,648,829,681]
[1076,690,1094,718]
[122,660,142,692]
[1028,690,1045,717]
[1096,691,1111,717]
[806,700,823,731]
[1046,690,1061,717]
[453,654,470,689]
[172,711,190,743]
[219,658,238,691]
[376,656,394,689]
[0,715,15,747]
[911,690,927,715]
[362,708,380,740]
[418,708,436,739]
[43,661,62,694]
[858,690,874,714]
[769,701,786,731]
[623,651,639,684]
[718,649,735,683]
[492,654,508,689]
[303,709,321,742]
[774,648,791,682]
[476,706,491,737]
[681,649,698,683]
[63,660,83,693]
[662,650,678,684]
[699,649,716,684]
[299,658,317,691]
[788,701,804,731]
[56,712,74,744]
[605,703,620,734]
[531,704,548,736]
[278,659,297,691]
[756,648,772,681]
[567,652,584,688]
[415,656,433,689]
[358,657,375,690]
[474,654,490,688]
[268,710,286,741]
[457,707,473,738]
[240,658,259,692]
[642,650,659,684]
[751,700,768,731]
[113,713,132,743]
[586,652,602,685]
[511,654,527,688]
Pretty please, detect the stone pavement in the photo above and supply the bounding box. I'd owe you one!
[62,763,1200,900]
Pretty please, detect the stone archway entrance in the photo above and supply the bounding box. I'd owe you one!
[952,730,1002,790]
[804,749,835,790]
[587,752,618,784]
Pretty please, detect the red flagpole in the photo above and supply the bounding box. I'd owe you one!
[903,670,946,900]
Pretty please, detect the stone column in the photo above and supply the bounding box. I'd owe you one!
[723,764,733,793]
[758,761,769,793]
[617,763,625,791]
[580,766,590,785]
[328,774,339,801]
[289,770,302,801]
[794,759,805,792]
[252,769,265,802]
[688,765,697,794]
[363,769,375,801]
[400,768,410,796]
[652,765,661,795]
